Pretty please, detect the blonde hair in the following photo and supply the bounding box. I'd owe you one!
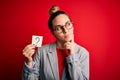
[48,5,71,31]
[48,5,60,15]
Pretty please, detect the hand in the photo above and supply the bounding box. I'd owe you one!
[64,39,75,54]
[22,44,35,67]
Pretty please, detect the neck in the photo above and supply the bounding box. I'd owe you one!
[56,40,65,49]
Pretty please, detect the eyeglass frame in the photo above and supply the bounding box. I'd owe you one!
[52,21,73,33]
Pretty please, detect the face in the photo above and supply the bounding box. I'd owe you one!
[52,14,74,42]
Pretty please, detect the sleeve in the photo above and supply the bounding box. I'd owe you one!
[22,49,41,80]
[66,48,89,80]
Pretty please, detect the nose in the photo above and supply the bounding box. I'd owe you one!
[63,26,68,33]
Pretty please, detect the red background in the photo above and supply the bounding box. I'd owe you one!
[0,0,120,80]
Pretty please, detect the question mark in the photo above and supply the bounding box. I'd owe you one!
[34,37,40,45]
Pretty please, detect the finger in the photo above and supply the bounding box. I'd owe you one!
[28,49,35,57]
[23,44,31,52]
[23,44,35,52]
[64,43,71,49]
[64,42,71,46]
[66,45,71,49]
[23,49,35,57]
[24,46,35,53]
[23,44,35,53]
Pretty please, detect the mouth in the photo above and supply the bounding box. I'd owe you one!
[64,33,71,37]
[64,34,72,41]
[64,35,70,39]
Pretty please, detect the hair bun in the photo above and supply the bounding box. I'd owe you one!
[48,5,60,15]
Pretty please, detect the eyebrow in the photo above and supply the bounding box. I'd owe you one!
[54,21,70,27]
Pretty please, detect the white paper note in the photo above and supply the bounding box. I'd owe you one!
[32,35,43,47]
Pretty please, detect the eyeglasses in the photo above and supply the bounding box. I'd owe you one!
[53,21,73,33]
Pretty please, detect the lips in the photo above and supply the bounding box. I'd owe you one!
[64,34,72,41]
[64,34,70,38]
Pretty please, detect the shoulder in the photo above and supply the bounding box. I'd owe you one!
[75,43,89,56]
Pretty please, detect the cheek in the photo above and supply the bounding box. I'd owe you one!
[56,34,64,39]
[53,32,63,39]
[54,34,65,41]
[69,28,74,34]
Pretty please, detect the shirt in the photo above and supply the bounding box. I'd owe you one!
[56,48,69,80]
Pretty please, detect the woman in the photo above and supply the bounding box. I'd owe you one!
[22,5,89,80]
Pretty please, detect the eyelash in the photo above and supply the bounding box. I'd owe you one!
[55,22,72,31]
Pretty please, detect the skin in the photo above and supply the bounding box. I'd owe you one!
[52,14,75,53]
[22,14,75,67]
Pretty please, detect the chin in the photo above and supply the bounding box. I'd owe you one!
[64,38,72,42]
[65,35,73,41]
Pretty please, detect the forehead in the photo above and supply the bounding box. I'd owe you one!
[52,14,70,26]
